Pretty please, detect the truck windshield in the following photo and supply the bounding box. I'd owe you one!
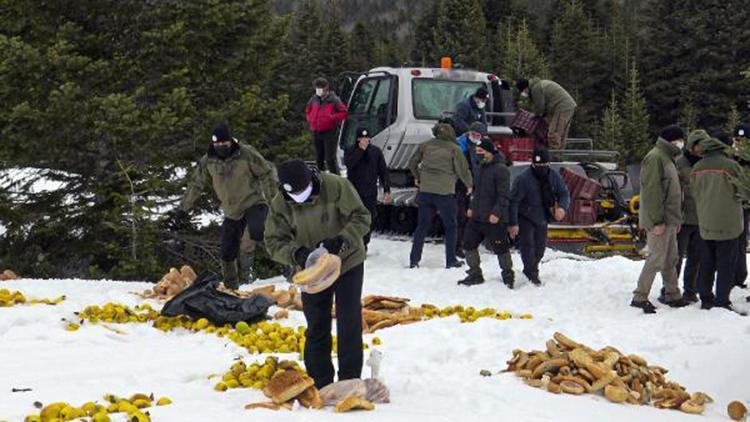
[412,79,485,120]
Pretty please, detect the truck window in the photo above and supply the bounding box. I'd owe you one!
[412,79,485,120]
[340,76,396,150]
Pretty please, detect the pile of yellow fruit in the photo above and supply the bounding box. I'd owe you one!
[421,304,533,323]
[213,356,306,392]
[24,393,171,422]
[68,303,340,358]
[0,288,65,307]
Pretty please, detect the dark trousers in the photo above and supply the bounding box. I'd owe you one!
[314,130,339,174]
[455,183,469,253]
[735,209,749,286]
[463,219,513,278]
[698,237,739,306]
[518,216,547,277]
[220,204,268,261]
[410,192,458,266]
[676,224,701,295]
[301,263,364,389]
[360,194,377,247]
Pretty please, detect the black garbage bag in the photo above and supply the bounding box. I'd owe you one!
[161,271,275,325]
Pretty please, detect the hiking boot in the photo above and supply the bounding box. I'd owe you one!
[456,248,466,259]
[630,299,657,314]
[682,292,698,303]
[458,272,484,286]
[446,260,465,269]
[700,300,714,310]
[409,262,420,269]
[737,282,748,289]
[661,297,690,308]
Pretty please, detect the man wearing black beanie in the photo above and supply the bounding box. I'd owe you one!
[632,125,689,313]
[265,160,371,389]
[166,124,277,289]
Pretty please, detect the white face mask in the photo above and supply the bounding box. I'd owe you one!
[673,141,685,150]
[288,183,313,203]
[476,100,486,109]
[520,91,528,98]
[315,88,324,97]
[469,136,481,145]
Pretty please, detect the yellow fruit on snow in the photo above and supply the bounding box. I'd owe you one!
[129,411,151,422]
[132,399,151,409]
[194,318,209,330]
[155,397,172,406]
[235,321,251,334]
[214,382,228,392]
[40,402,67,419]
[129,393,151,402]
[117,401,138,414]
[24,416,41,422]
[65,323,80,331]
[107,403,119,413]
[225,379,240,388]
[81,401,98,416]
[372,337,382,345]
[92,412,111,422]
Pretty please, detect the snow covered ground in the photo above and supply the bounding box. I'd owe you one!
[1,237,748,421]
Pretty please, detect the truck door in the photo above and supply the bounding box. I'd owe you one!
[340,75,398,151]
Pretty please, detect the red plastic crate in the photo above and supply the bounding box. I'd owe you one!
[496,137,536,161]
[510,109,549,145]
[559,167,601,200]
[562,199,597,225]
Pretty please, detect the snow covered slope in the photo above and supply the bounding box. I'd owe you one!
[1,238,748,421]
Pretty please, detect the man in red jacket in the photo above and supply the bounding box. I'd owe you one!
[306,77,348,175]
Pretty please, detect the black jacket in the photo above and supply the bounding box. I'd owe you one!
[510,167,570,226]
[344,144,391,198]
[469,153,511,224]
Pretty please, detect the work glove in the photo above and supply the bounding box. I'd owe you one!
[320,236,345,255]
[164,209,192,231]
[294,247,312,267]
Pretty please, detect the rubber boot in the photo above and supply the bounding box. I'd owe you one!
[499,252,514,289]
[221,259,240,290]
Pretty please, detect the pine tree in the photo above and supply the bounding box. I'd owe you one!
[321,0,350,81]
[433,0,489,69]
[599,90,623,152]
[494,19,551,83]
[549,0,609,136]
[726,105,741,134]
[620,62,651,163]
[679,101,698,133]
[411,0,440,66]
[641,0,750,129]
[349,21,377,71]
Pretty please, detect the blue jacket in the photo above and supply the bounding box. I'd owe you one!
[510,167,571,226]
[452,97,486,135]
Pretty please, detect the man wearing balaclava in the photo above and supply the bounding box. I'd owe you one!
[508,146,570,286]
[264,160,371,389]
[631,125,690,314]
[166,124,277,289]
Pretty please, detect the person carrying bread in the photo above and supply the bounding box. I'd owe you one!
[265,160,371,388]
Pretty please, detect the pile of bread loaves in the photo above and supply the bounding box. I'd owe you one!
[505,332,713,415]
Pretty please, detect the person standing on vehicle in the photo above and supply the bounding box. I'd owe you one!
[409,121,473,269]
[165,124,277,289]
[455,121,486,258]
[459,139,515,288]
[264,160,371,388]
[306,77,348,174]
[452,87,489,136]
[691,134,746,314]
[343,127,392,248]
[631,125,689,313]
[515,78,577,150]
[508,146,570,286]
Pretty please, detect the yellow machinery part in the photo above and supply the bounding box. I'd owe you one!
[629,195,640,215]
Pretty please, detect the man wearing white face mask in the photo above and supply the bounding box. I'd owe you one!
[516,78,577,150]
[265,159,371,389]
[305,78,348,175]
[452,87,489,136]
